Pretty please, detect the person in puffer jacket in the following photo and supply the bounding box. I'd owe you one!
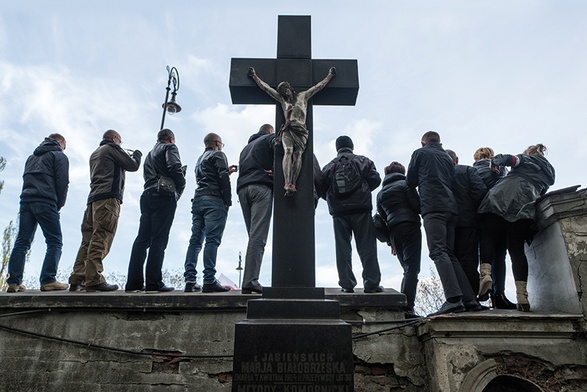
[7,134,69,293]
[376,161,421,317]
[477,143,555,312]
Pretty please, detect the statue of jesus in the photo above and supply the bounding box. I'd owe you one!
[248,67,336,196]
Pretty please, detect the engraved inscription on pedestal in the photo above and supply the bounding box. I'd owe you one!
[232,321,354,391]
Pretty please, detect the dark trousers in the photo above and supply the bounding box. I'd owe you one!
[423,212,474,301]
[479,214,508,294]
[126,190,177,291]
[480,213,532,282]
[454,226,479,295]
[333,212,381,291]
[388,221,422,310]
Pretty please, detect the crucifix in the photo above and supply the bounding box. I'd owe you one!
[229,15,359,289]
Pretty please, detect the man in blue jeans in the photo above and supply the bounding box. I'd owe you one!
[236,124,275,294]
[184,133,237,293]
[7,134,69,292]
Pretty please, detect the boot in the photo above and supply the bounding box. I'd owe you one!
[515,281,530,312]
[492,293,517,310]
[478,263,493,301]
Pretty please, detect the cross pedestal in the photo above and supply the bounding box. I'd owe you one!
[230,16,358,391]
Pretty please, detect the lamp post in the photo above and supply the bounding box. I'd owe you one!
[160,65,181,130]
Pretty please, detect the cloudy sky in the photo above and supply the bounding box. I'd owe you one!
[0,1,585,295]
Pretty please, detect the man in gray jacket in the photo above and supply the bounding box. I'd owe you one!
[7,134,69,292]
[69,130,142,292]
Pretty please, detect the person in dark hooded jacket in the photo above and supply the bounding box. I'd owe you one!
[321,135,383,293]
[376,161,421,317]
[477,143,555,312]
[7,134,69,292]
[236,124,275,294]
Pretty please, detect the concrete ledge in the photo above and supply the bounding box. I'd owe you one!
[0,287,406,311]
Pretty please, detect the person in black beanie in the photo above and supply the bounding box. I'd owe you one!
[320,135,383,293]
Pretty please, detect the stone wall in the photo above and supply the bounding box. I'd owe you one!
[1,189,587,391]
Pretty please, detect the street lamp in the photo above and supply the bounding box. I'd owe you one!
[160,65,181,130]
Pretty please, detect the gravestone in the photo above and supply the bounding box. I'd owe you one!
[229,15,358,391]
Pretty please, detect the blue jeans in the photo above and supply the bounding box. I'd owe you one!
[7,202,63,285]
[184,195,228,284]
[126,191,177,291]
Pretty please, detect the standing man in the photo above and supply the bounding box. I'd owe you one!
[183,133,237,293]
[69,130,142,292]
[248,66,335,196]
[407,131,483,315]
[126,129,186,293]
[320,136,383,293]
[237,124,275,294]
[445,149,487,296]
[6,134,69,292]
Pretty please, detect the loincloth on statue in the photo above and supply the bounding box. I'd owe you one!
[277,122,308,152]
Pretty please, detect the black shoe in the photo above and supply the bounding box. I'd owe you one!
[202,280,231,293]
[340,288,354,293]
[69,284,86,292]
[184,282,202,292]
[86,282,119,292]
[427,301,466,317]
[125,286,145,293]
[493,293,517,309]
[146,285,175,294]
[464,299,490,312]
[364,285,384,293]
[405,310,422,319]
[241,284,263,294]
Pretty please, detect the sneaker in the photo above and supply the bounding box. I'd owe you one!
[86,282,119,292]
[427,300,466,317]
[40,281,69,291]
[184,282,202,292]
[202,280,231,293]
[364,285,384,293]
[7,284,26,293]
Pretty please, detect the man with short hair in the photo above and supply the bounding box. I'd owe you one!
[69,130,142,292]
[7,134,69,292]
[407,131,484,315]
[126,128,186,293]
[320,135,383,293]
[237,124,275,294]
[445,149,487,296]
[183,133,237,293]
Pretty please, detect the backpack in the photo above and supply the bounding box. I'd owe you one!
[332,155,362,196]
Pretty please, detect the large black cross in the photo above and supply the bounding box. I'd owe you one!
[229,15,359,288]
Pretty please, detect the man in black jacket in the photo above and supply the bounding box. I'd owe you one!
[237,124,275,294]
[7,134,69,292]
[445,149,487,297]
[321,136,383,293]
[407,131,482,315]
[70,130,142,292]
[126,129,186,293]
[183,132,237,293]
